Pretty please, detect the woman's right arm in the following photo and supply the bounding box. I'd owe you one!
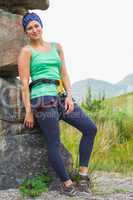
[17,47,34,128]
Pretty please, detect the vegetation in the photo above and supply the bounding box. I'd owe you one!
[61,90,133,175]
[19,90,133,197]
[19,167,52,198]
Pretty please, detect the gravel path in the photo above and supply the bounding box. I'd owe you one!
[0,172,133,200]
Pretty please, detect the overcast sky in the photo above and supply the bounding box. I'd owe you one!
[31,0,133,84]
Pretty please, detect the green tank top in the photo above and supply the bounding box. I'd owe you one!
[28,42,64,99]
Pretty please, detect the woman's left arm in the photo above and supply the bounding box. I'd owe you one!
[56,43,74,114]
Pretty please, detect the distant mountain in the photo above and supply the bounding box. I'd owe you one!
[72,73,133,103]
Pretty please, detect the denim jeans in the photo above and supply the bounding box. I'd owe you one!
[31,94,97,182]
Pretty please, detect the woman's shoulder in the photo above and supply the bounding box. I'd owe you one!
[20,45,32,55]
[51,41,61,47]
[18,46,32,60]
[51,41,63,52]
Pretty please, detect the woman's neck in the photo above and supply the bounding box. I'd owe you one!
[30,38,46,47]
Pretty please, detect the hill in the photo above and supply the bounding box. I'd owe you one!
[72,73,133,103]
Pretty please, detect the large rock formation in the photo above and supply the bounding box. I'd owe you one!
[0,77,73,190]
[0,9,26,77]
[0,1,73,190]
[0,0,49,14]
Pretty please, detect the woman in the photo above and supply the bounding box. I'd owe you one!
[18,12,97,197]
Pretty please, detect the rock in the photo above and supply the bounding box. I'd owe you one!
[0,0,74,191]
[0,77,73,190]
[0,0,49,14]
[0,133,73,190]
[0,77,24,124]
[0,189,92,200]
[0,171,133,199]
[94,171,133,195]
[0,9,28,77]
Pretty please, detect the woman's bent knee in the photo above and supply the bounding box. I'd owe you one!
[83,119,97,137]
[93,123,97,135]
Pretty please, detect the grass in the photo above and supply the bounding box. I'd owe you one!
[60,121,81,171]
[60,92,133,176]
[91,132,133,175]
[19,167,53,198]
[114,188,129,193]
[19,92,133,197]
[60,121,133,175]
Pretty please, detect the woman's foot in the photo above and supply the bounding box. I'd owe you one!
[77,174,91,193]
[60,180,78,197]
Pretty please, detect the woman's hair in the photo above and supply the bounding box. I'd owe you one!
[22,12,43,31]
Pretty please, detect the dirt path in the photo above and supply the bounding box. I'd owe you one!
[0,171,133,200]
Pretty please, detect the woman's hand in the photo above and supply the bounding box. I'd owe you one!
[64,96,74,114]
[24,111,34,128]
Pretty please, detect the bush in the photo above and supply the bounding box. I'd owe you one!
[19,167,52,198]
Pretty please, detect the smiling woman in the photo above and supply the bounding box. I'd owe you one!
[17,11,97,197]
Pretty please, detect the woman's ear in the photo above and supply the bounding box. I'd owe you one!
[25,31,30,39]
[25,30,28,35]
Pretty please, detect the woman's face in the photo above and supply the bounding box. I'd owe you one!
[25,20,43,40]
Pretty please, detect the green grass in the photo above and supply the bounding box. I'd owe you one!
[19,167,53,198]
[60,92,133,176]
[19,92,133,198]
[114,188,129,193]
[61,121,133,175]
[60,121,81,170]
[91,131,133,174]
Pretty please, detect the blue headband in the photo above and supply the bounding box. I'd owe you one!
[22,12,43,31]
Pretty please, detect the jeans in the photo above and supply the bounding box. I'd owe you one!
[31,94,97,182]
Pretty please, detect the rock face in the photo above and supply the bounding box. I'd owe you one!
[0,133,72,190]
[0,1,74,190]
[0,0,49,14]
[0,9,27,77]
[0,77,25,123]
[0,78,73,190]
[0,0,49,76]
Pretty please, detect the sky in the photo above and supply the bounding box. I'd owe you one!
[31,0,133,84]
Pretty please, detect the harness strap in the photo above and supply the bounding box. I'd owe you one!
[29,78,60,91]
